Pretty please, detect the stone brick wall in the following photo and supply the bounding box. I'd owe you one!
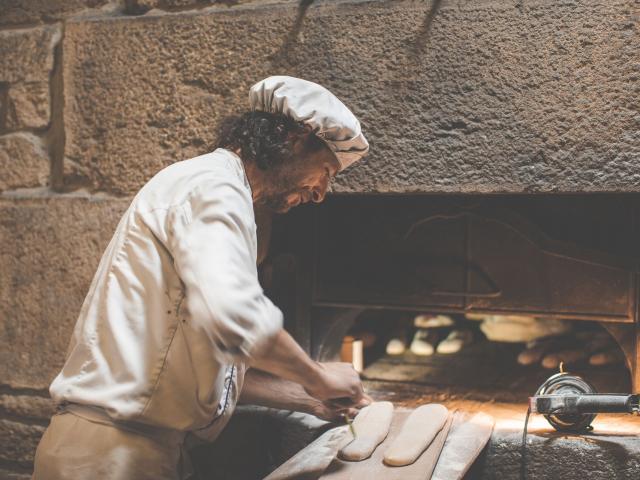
[0,0,638,476]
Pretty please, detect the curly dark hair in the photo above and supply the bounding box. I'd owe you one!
[215,111,327,170]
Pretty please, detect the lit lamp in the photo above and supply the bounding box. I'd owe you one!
[341,335,364,374]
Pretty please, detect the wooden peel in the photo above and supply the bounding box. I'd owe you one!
[264,425,351,480]
[431,411,494,480]
[267,408,479,480]
[321,409,453,480]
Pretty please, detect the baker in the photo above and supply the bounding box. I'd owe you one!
[33,76,370,480]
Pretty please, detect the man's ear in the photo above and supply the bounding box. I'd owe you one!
[288,125,312,153]
[288,124,312,139]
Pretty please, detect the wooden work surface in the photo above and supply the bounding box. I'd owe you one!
[320,409,452,480]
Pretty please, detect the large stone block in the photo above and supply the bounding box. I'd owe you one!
[0,394,55,422]
[124,0,219,14]
[0,196,129,389]
[0,133,50,191]
[62,5,295,194]
[0,418,45,466]
[63,0,639,194]
[0,84,8,131]
[0,393,52,473]
[123,0,294,15]
[476,428,640,480]
[5,82,50,131]
[0,0,108,27]
[0,25,61,84]
[0,470,31,480]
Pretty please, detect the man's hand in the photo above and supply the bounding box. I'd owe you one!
[309,394,372,422]
[250,330,368,409]
[304,362,365,407]
[240,369,371,422]
[251,330,367,404]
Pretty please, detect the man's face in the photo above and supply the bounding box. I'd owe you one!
[259,140,341,213]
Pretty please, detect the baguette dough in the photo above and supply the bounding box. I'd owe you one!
[383,403,449,467]
[338,401,394,461]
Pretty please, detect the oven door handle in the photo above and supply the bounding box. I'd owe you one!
[428,287,501,298]
[414,263,502,298]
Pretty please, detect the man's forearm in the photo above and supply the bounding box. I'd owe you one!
[239,369,318,414]
[252,328,321,390]
[251,328,365,406]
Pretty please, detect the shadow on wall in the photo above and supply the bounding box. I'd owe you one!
[271,0,316,67]
[413,0,444,54]
[273,0,445,67]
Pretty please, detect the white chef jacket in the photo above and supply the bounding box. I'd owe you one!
[49,148,283,441]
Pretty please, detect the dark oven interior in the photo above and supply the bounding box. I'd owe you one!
[265,194,640,400]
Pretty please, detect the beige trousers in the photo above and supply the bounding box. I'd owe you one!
[33,409,190,480]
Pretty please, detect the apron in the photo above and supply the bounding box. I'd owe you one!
[33,405,192,480]
[33,363,243,479]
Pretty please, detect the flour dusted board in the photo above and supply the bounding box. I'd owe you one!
[320,409,452,480]
[432,412,494,480]
[264,426,351,480]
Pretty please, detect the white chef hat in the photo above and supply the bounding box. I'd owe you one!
[249,76,369,171]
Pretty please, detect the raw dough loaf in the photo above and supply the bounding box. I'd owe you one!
[338,401,394,461]
[383,403,449,467]
[409,329,438,356]
[436,329,473,354]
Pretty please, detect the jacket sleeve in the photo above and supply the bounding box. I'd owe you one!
[170,176,283,364]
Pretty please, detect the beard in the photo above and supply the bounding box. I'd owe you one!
[260,194,293,213]
[256,164,306,213]
[259,188,301,213]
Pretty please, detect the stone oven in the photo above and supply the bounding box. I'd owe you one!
[250,0,640,398]
[267,194,640,387]
[236,194,640,479]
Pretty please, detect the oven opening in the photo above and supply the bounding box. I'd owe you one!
[342,310,630,409]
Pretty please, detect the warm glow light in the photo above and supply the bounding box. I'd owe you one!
[497,416,550,432]
[393,399,640,436]
[495,413,640,435]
